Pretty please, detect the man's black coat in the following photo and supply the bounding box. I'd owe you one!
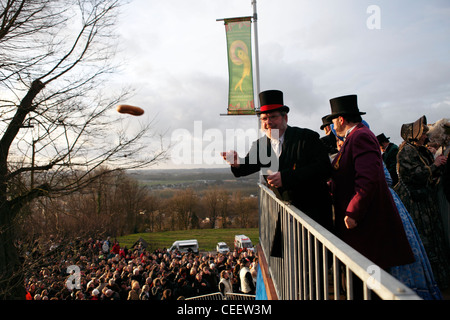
[231,126,333,231]
[382,142,399,186]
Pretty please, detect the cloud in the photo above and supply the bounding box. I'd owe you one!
[112,0,450,167]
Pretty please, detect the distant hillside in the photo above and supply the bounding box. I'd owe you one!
[127,167,260,195]
[127,167,258,181]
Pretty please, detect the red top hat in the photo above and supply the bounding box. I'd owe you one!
[257,90,290,114]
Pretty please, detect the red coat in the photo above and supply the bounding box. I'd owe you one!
[330,123,414,269]
[111,242,120,254]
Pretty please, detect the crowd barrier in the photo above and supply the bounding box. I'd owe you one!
[185,292,256,301]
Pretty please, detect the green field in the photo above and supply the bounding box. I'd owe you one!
[116,228,259,252]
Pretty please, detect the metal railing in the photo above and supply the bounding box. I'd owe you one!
[258,183,421,300]
[225,293,256,300]
[185,292,224,301]
[185,292,255,301]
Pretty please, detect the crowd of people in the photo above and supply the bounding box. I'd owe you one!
[24,237,258,301]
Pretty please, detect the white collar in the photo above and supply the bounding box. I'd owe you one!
[344,125,358,140]
[270,133,285,143]
[270,133,284,157]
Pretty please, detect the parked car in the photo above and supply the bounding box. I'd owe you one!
[216,242,230,254]
[168,239,199,254]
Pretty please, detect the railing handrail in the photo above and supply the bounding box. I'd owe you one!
[185,292,255,300]
[258,183,421,300]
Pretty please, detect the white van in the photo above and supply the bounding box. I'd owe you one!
[168,239,199,254]
[216,242,230,254]
[234,235,254,252]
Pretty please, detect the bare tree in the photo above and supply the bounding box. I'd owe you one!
[169,188,197,230]
[218,188,230,228]
[141,194,163,233]
[203,186,220,229]
[0,0,168,299]
[232,191,258,228]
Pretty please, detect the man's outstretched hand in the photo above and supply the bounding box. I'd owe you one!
[221,150,240,168]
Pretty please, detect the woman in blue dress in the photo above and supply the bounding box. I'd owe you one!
[385,164,443,299]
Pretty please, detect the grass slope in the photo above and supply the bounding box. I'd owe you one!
[116,228,259,252]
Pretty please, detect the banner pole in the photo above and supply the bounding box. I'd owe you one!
[252,0,261,112]
[252,0,264,184]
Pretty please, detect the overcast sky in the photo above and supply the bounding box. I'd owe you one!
[111,0,450,169]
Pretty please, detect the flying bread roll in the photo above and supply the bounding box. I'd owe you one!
[117,104,144,116]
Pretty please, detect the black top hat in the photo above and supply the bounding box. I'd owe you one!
[327,94,366,120]
[320,115,332,130]
[257,90,290,114]
[376,133,390,144]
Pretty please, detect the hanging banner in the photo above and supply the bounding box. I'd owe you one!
[224,17,255,115]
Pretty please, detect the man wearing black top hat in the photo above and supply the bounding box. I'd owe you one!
[377,133,399,186]
[327,94,413,270]
[221,90,333,234]
[320,115,339,157]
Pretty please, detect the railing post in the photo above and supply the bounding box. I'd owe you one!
[323,246,329,300]
[346,266,354,300]
[333,255,340,300]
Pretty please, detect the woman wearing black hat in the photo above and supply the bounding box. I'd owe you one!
[394,115,450,290]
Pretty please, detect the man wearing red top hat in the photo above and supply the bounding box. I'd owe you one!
[326,94,414,270]
[222,90,333,239]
